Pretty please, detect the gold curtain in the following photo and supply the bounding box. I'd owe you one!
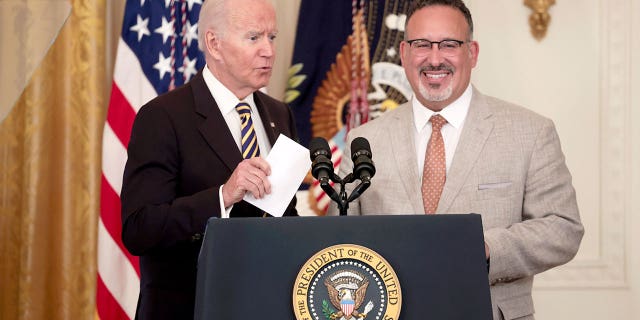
[0,0,106,318]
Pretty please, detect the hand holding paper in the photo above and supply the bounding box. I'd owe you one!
[243,134,310,216]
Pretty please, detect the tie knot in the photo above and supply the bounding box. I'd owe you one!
[429,114,447,131]
[235,102,251,116]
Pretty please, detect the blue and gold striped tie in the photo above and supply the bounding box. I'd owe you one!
[235,102,261,159]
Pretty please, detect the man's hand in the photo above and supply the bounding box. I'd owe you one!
[222,158,271,208]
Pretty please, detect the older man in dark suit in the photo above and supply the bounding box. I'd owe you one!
[120,0,298,318]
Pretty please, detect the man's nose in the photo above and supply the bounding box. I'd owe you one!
[426,45,446,64]
[259,38,274,58]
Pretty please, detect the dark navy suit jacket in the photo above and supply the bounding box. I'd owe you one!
[121,71,298,319]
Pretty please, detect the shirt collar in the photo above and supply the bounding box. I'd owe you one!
[202,64,256,114]
[412,84,473,131]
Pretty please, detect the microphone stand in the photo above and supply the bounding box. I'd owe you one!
[336,174,352,216]
[317,172,343,214]
[321,172,369,216]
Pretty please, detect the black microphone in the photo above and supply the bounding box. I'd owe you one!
[350,137,376,183]
[309,137,341,203]
[347,137,375,203]
[309,137,334,184]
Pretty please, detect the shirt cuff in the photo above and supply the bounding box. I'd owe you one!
[218,185,233,218]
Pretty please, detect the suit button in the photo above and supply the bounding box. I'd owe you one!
[191,233,202,242]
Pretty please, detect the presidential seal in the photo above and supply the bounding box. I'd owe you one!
[293,244,401,320]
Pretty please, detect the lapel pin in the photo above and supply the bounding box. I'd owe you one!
[270,122,275,128]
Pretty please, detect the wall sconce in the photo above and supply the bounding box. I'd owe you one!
[525,0,556,41]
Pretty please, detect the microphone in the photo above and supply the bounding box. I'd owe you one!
[309,137,341,204]
[347,137,375,203]
[350,137,376,183]
[309,137,334,185]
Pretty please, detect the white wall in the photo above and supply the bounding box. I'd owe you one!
[466,0,639,318]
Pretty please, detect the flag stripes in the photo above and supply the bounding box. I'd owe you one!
[98,1,204,318]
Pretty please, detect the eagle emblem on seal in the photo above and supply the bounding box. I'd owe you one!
[323,270,375,320]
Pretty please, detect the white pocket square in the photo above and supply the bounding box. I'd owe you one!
[478,182,512,190]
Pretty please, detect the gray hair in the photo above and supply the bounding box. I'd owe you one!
[197,0,228,52]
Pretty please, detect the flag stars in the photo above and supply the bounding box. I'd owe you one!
[129,15,150,42]
[179,56,198,81]
[184,20,198,47]
[386,47,397,58]
[154,16,175,44]
[153,52,172,79]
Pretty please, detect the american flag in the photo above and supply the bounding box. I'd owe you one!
[97,0,204,318]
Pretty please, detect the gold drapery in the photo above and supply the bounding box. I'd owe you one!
[0,0,106,318]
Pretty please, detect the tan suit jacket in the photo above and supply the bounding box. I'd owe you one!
[330,88,584,320]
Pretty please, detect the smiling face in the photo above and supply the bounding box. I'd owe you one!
[400,5,479,111]
[204,0,277,99]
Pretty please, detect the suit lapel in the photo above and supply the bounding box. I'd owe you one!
[388,104,424,214]
[253,92,279,146]
[438,88,494,213]
[191,72,242,171]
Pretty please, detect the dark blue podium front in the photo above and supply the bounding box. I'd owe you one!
[194,214,492,320]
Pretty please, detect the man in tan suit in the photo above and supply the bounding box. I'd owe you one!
[329,1,584,319]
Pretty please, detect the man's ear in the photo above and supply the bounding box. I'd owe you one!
[468,40,479,68]
[205,30,222,60]
[399,40,408,67]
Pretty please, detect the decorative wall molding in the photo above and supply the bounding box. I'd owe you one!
[535,0,630,288]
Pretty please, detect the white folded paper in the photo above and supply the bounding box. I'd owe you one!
[243,134,310,216]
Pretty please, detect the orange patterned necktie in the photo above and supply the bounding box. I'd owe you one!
[421,114,447,214]
[236,102,261,159]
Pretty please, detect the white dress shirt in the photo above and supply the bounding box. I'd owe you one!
[413,84,472,179]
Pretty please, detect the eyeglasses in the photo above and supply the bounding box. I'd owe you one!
[405,38,467,57]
